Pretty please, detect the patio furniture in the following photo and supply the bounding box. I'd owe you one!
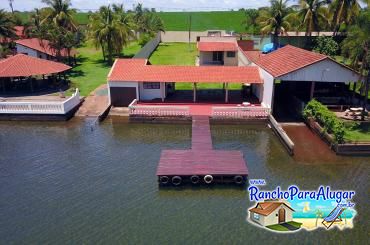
[322,205,345,229]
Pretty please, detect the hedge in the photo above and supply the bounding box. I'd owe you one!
[303,99,345,143]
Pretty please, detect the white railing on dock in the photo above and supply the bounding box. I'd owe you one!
[212,106,270,119]
[0,89,80,115]
[129,104,190,117]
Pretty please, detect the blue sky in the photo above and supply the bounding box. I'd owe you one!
[1,0,273,12]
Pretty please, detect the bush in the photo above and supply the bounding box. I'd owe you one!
[303,99,346,143]
[313,36,339,57]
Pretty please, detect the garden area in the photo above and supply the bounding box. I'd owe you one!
[303,100,370,143]
[66,41,141,96]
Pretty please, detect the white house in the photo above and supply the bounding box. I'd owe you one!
[249,201,295,226]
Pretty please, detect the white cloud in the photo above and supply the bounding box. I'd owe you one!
[0,0,271,12]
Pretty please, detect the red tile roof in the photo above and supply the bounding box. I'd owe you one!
[245,45,327,77]
[249,202,294,216]
[237,40,254,51]
[243,51,265,63]
[108,59,262,84]
[197,42,238,52]
[0,54,71,77]
[15,38,77,57]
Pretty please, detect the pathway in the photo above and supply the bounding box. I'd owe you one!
[75,84,109,117]
[280,222,300,231]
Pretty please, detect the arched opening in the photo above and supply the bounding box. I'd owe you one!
[278,208,286,223]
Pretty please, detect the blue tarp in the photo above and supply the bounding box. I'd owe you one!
[262,43,284,53]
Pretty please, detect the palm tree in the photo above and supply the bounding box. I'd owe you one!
[315,209,324,226]
[88,5,131,64]
[295,0,330,36]
[242,9,259,35]
[139,12,165,36]
[258,0,294,49]
[330,0,363,34]
[0,9,16,40]
[341,10,370,120]
[41,0,77,31]
[8,0,14,14]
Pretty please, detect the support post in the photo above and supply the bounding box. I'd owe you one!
[225,82,229,103]
[352,81,357,105]
[193,83,197,102]
[310,81,315,100]
[161,83,165,102]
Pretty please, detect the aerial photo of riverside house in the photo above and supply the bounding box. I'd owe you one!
[0,0,369,243]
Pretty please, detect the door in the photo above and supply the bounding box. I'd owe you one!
[110,87,137,106]
[278,208,286,223]
[212,51,223,62]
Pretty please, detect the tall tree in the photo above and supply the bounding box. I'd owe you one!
[258,0,294,49]
[88,5,131,64]
[295,0,329,36]
[41,0,77,31]
[242,9,259,35]
[330,0,363,33]
[0,9,16,40]
[341,10,370,120]
[8,0,14,14]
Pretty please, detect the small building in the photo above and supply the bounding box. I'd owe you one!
[15,38,76,61]
[197,36,239,66]
[249,201,295,226]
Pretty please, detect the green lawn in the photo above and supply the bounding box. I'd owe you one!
[67,41,141,96]
[149,42,242,90]
[15,11,248,32]
[344,123,370,142]
[266,221,302,232]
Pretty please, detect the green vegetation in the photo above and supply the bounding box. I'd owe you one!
[344,123,370,142]
[67,41,140,96]
[313,36,339,57]
[156,11,246,32]
[267,221,302,232]
[149,42,242,90]
[303,99,346,143]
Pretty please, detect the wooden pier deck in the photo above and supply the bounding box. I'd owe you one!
[156,116,248,185]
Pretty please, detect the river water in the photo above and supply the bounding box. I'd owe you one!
[0,118,368,244]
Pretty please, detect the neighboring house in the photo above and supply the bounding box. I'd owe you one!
[0,26,26,44]
[15,38,76,60]
[249,201,294,226]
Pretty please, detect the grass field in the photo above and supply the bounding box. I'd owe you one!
[344,123,370,142]
[67,41,141,96]
[15,11,248,32]
[149,42,242,90]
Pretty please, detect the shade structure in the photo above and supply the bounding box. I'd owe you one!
[0,54,71,78]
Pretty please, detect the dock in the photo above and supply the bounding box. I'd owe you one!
[156,116,248,185]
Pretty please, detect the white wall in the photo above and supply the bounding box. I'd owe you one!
[16,44,49,59]
[263,205,293,226]
[223,51,238,66]
[139,82,166,101]
[278,59,360,83]
[161,31,227,43]
[237,48,250,66]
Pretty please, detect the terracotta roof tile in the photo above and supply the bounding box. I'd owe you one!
[249,202,294,216]
[108,59,262,84]
[0,54,71,77]
[237,40,254,51]
[15,38,77,57]
[246,45,327,77]
[197,42,238,52]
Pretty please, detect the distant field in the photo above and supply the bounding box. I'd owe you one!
[15,11,248,32]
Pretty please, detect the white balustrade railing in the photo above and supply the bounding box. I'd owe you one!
[129,104,190,117]
[212,106,270,119]
[0,89,80,115]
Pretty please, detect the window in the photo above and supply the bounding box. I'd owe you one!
[143,82,160,89]
[212,51,223,61]
[226,51,236,57]
[253,213,260,220]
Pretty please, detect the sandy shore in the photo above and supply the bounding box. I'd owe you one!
[294,218,353,230]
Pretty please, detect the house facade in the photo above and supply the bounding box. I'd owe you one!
[249,201,294,226]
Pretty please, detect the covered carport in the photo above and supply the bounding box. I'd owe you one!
[107,58,263,106]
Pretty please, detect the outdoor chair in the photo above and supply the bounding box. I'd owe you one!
[322,205,346,229]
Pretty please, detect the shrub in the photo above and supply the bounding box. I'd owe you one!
[303,99,346,143]
[313,36,339,57]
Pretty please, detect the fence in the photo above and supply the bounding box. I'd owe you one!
[212,106,270,119]
[128,100,190,117]
[0,89,80,115]
[134,32,161,59]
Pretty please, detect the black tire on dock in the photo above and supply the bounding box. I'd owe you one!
[190,175,200,184]
[172,176,182,186]
[159,176,169,185]
[234,175,244,185]
[204,175,213,184]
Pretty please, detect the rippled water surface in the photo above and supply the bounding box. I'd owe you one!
[0,118,368,244]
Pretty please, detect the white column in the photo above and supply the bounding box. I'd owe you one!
[193,83,197,102]
[161,83,165,102]
[225,82,229,103]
